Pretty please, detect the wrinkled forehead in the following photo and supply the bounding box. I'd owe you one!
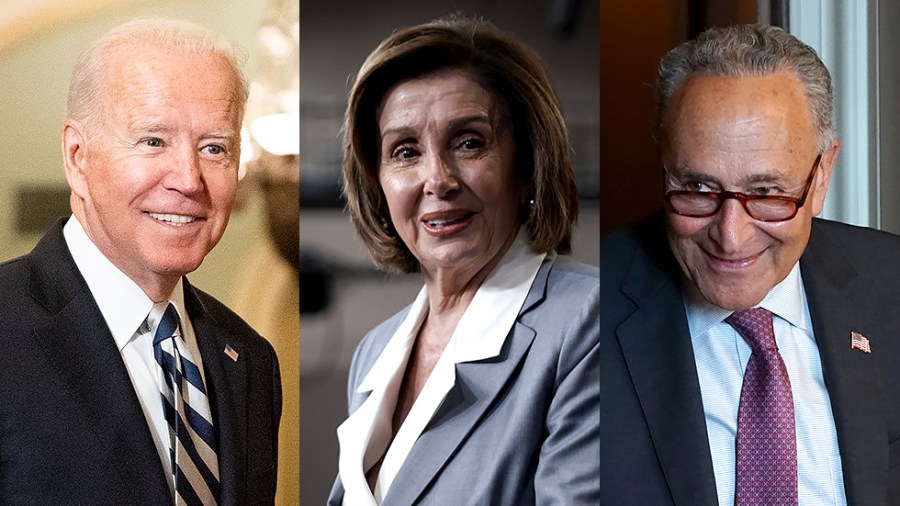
[100,43,243,111]
[376,67,505,118]
[662,73,817,166]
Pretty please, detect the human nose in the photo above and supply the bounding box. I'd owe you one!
[710,198,756,252]
[167,146,204,195]
[422,150,460,198]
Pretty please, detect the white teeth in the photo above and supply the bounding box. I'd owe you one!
[148,213,196,226]
[426,215,468,227]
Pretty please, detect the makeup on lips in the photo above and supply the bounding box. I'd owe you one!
[421,209,476,237]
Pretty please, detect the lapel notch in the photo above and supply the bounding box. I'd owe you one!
[383,321,538,504]
[28,222,171,503]
[615,227,719,505]
[184,283,249,506]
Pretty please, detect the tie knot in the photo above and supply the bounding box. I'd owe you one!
[152,303,181,346]
[726,307,777,353]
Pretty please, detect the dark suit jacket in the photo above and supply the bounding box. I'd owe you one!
[0,220,281,505]
[601,215,900,505]
[328,255,599,505]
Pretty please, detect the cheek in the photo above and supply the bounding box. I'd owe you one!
[209,174,238,211]
[469,163,514,204]
[380,173,419,217]
[88,161,143,205]
[764,219,807,251]
[667,214,709,241]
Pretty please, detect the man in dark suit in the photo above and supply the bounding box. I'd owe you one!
[601,24,900,505]
[0,18,281,505]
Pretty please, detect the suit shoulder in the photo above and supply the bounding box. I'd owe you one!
[545,255,598,296]
[813,217,900,241]
[0,254,40,318]
[601,214,670,286]
[812,218,900,259]
[0,256,29,288]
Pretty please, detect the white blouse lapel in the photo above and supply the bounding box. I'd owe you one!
[337,288,428,505]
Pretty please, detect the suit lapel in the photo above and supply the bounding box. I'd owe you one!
[382,259,550,505]
[184,282,249,506]
[384,321,538,504]
[801,221,886,505]
[615,224,718,506]
[28,221,171,503]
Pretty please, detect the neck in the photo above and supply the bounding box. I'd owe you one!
[138,278,180,304]
[422,230,517,320]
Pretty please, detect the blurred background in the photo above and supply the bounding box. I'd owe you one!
[0,0,299,503]
[299,0,599,502]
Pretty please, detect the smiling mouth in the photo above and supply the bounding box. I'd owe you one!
[147,212,198,226]
[704,248,766,270]
[424,213,474,228]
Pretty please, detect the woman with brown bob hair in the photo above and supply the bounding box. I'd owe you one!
[331,16,598,505]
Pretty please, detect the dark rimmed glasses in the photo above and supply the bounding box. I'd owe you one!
[663,154,823,222]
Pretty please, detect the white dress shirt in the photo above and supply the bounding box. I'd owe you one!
[686,262,847,505]
[63,215,210,495]
[337,232,546,506]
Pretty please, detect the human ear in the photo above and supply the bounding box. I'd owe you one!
[810,140,840,217]
[62,120,90,199]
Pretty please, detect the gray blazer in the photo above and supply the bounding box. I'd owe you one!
[328,255,599,505]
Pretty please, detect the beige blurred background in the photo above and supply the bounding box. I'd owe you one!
[0,0,299,504]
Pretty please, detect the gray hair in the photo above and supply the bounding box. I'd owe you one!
[656,24,836,152]
[67,17,249,132]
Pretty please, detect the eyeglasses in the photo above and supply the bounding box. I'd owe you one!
[663,154,822,222]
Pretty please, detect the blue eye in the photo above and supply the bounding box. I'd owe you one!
[205,144,225,155]
[144,138,164,148]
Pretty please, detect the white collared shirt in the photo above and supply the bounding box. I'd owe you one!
[686,262,847,505]
[63,215,209,495]
[337,232,546,506]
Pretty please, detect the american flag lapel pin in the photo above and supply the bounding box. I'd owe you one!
[224,343,239,362]
[850,331,871,354]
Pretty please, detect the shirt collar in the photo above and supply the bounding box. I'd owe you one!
[63,215,183,350]
[357,229,546,393]
[684,261,809,339]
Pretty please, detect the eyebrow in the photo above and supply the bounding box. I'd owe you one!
[129,121,173,135]
[670,166,790,186]
[127,121,237,141]
[202,131,239,140]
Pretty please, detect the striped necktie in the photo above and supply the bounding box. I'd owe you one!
[153,302,220,505]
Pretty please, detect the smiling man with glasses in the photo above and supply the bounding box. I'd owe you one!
[602,24,900,506]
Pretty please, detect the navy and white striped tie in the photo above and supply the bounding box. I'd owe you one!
[153,303,220,505]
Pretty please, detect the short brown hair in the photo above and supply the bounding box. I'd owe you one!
[342,16,578,273]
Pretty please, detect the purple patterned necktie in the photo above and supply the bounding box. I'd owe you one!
[726,308,798,506]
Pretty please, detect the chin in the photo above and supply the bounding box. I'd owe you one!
[147,250,209,278]
[424,243,481,267]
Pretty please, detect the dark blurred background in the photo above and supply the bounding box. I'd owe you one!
[299,0,598,502]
